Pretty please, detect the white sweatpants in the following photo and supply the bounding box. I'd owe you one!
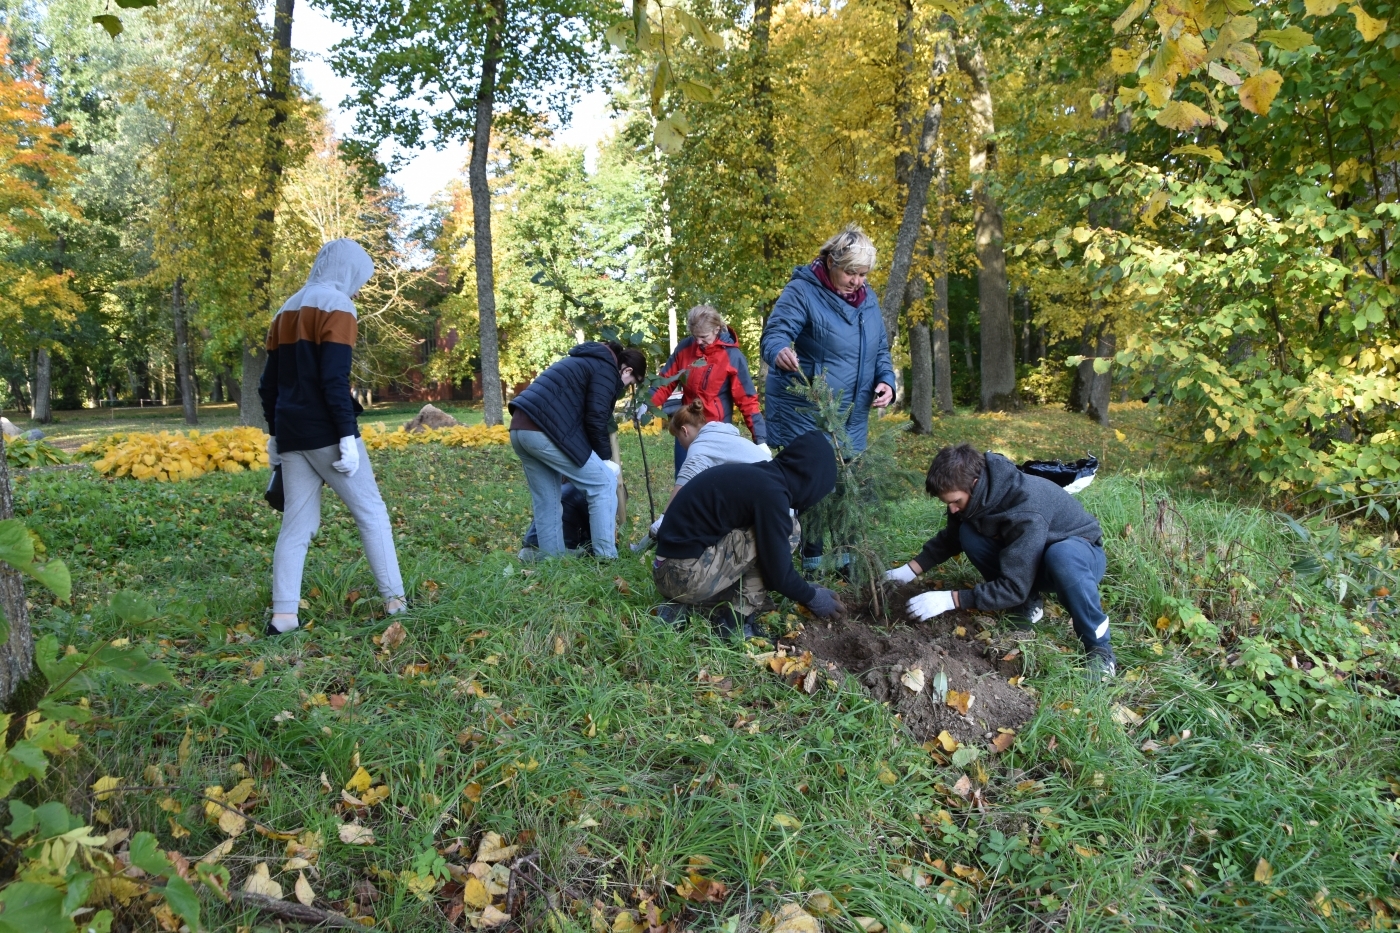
[271,438,404,615]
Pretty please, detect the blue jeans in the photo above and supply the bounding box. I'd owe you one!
[510,430,618,558]
[958,526,1110,651]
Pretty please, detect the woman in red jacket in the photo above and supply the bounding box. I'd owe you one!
[650,305,768,475]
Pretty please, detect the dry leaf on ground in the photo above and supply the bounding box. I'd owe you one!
[376,620,406,651]
[338,823,375,846]
[243,863,283,899]
[900,668,926,693]
[294,871,315,906]
[475,831,518,863]
[771,903,821,933]
[946,689,974,715]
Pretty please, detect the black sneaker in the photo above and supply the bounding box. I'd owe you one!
[650,602,689,628]
[709,604,756,639]
[1087,646,1117,682]
[1007,596,1044,630]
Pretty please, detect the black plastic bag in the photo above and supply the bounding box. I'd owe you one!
[264,464,284,512]
[1019,454,1098,494]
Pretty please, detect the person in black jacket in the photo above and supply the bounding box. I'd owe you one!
[509,341,646,560]
[884,443,1116,679]
[652,430,846,635]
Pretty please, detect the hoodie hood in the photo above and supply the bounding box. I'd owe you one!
[961,452,1020,520]
[569,341,620,367]
[767,430,837,511]
[279,238,375,317]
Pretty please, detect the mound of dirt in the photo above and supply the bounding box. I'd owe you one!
[786,591,1038,745]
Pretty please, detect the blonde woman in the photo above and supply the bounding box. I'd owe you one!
[649,304,767,475]
[760,225,895,453]
[761,225,896,571]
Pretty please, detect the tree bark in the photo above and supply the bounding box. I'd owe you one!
[1087,330,1115,427]
[956,35,1016,412]
[753,0,778,269]
[881,20,954,353]
[241,346,267,430]
[932,161,954,415]
[468,0,506,427]
[30,348,52,424]
[1067,321,1098,412]
[172,276,198,426]
[0,435,34,707]
[909,322,933,434]
[243,0,294,429]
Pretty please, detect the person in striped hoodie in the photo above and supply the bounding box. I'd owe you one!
[259,238,406,636]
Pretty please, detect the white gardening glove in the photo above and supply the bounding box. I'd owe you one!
[332,436,360,476]
[755,443,772,458]
[266,436,281,467]
[649,513,664,537]
[635,403,648,420]
[603,459,622,480]
[884,563,917,585]
[907,590,956,621]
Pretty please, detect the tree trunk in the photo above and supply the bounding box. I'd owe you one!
[241,345,267,430]
[909,322,933,434]
[0,435,34,706]
[173,276,198,426]
[30,348,52,424]
[244,0,294,429]
[211,372,224,404]
[469,0,506,426]
[881,19,954,352]
[956,35,1016,412]
[753,0,778,269]
[1067,322,1098,412]
[1087,330,1116,427]
[932,161,954,415]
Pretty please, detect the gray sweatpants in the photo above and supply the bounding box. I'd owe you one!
[272,438,405,615]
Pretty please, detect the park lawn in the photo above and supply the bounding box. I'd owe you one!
[9,407,1399,932]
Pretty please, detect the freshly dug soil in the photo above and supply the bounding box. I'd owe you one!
[785,585,1038,745]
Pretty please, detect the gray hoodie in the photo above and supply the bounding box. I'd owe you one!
[675,422,770,486]
[915,452,1103,610]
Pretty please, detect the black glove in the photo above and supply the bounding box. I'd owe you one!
[806,587,846,619]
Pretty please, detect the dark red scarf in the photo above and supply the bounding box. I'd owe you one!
[811,259,866,308]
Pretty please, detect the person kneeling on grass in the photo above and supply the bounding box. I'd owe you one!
[652,430,845,638]
[260,238,407,636]
[884,443,1116,680]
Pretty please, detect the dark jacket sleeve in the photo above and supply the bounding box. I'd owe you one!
[959,514,1048,611]
[726,348,766,443]
[318,310,360,439]
[753,501,816,606]
[584,359,617,462]
[914,512,964,572]
[258,341,279,437]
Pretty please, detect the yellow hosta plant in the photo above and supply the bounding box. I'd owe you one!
[86,427,270,482]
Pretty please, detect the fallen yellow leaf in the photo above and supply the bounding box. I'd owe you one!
[475,831,518,863]
[946,690,973,716]
[463,876,490,909]
[243,862,283,899]
[344,767,373,794]
[936,731,959,752]
[772,813,802,831]
[1254,857,1273,883]
[92,775,123,802]
[480,904,511,928]
[294,871,315,906]
[771,903,820,933]
[338,823,375,846]
[900,668,925,693]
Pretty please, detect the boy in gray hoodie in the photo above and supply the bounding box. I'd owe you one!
[884,444,1115,679]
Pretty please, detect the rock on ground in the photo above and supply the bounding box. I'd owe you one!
[21,428,44,441]
[403,404,460,433]
[0,417,18,438]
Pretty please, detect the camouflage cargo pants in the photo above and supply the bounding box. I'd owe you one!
[653,517,801,617]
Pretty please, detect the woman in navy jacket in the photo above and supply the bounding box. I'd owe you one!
[508,341,646,560]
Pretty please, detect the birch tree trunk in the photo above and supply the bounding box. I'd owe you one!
[956,35,1017,411]
[0,435,34,706]
[469,0,506,426]
[173,276,198,426]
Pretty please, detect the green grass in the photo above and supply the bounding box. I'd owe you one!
[9,409,1400,931]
